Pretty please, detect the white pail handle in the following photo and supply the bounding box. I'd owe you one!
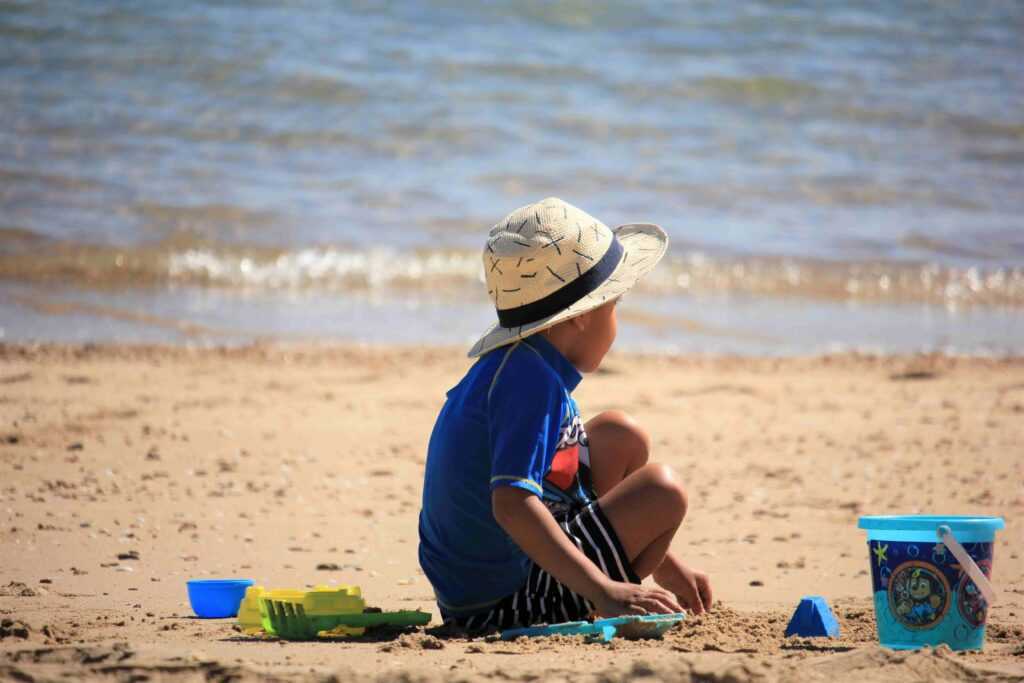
[937,524,997,605]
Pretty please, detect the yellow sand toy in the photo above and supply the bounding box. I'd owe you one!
[237,584,430,641]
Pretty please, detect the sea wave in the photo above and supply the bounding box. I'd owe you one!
[1,234,1021,310]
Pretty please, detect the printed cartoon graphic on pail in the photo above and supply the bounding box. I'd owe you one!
[858,515,1004,651]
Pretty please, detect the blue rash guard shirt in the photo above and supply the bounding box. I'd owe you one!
[417,334,595,617]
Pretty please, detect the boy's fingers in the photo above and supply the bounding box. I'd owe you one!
[625,586,683,615]
[683,590,703,615]
[625,597,654,616]
[669,580,702,615]
[635,594,666,614]
[699,576,714,611]
[693,581,707,614]
[641,600,664,614]
[649,588,682,614]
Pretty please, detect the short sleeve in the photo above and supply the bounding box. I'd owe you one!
[487,356,564,498]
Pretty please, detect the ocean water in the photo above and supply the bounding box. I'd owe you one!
[1,1,1022,354]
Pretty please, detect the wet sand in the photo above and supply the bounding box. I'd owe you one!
[0,344,1021,682]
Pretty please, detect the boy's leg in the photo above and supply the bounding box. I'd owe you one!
[585,410,650,497]
[586,410,712,612]
[593,462,687,578]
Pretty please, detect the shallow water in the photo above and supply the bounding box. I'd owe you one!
[2,1,1022,353]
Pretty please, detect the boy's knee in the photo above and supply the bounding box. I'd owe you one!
[588,410,651,466]
[644,463,688,524]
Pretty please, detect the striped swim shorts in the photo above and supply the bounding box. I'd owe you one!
[440,501,640,633]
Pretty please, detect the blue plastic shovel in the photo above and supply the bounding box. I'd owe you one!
[501,612,686,643]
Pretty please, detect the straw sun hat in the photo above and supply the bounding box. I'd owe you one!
[468,197,668,358]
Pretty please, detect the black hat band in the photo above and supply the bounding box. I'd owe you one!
[496,236,623,329]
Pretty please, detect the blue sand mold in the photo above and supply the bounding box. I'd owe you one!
[785,596,840,638]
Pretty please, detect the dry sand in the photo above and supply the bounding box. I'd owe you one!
[0,343,1021,682]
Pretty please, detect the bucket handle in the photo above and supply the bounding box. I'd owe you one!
[937,524,997,605]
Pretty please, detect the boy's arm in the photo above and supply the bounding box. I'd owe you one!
[491,487,682,617]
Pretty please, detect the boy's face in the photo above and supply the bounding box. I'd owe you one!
[575,299,618,372]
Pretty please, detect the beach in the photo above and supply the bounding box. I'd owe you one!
[3,3,1022,679]
[1,343,1021,682]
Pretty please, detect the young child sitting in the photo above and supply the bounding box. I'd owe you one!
[418,197,712,631]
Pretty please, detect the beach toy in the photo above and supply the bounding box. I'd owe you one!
[237,585,364,633]
[186,579,254,618]
[251,584,430,640]
[255,585,366,638]
[236,585,267,633]
[858,515,1004,651]
[235,585,353,633]
[784,596,839,638]
[261,602,431,641]
[501,612,685,643]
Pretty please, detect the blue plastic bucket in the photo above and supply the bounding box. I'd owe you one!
[186,579,254,618]
[858,515,1004,651]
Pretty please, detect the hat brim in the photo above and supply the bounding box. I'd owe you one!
[467,223,668,358]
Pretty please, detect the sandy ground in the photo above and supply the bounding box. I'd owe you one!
[0,343,1021,682]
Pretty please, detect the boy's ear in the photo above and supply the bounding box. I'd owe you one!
[569,311,588,332]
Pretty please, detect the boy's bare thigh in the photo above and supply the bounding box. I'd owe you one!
[585,411,688,572]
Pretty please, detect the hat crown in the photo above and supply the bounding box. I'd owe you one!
[483,197,614,312]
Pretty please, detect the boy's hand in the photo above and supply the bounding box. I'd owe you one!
[592,579,683,617]
[672,565,713,615]
[652,553,713,615]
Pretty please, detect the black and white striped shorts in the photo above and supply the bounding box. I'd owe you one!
[441,501,640,633]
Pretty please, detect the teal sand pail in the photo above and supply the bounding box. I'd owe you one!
[858,515,1004,651]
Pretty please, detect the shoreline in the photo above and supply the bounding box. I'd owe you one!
[5,279,1024,358]
[4,339,1024,362]
[1,342,1021,681]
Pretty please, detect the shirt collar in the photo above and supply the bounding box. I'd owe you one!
[522,334,582,392]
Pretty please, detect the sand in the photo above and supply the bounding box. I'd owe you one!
[0,343,1021,682]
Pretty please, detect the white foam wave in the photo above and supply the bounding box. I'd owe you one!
[167,247,483,290]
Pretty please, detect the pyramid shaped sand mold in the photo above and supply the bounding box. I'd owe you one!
[785,596,840,638]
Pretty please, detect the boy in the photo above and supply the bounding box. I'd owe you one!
[418,198,712,631]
